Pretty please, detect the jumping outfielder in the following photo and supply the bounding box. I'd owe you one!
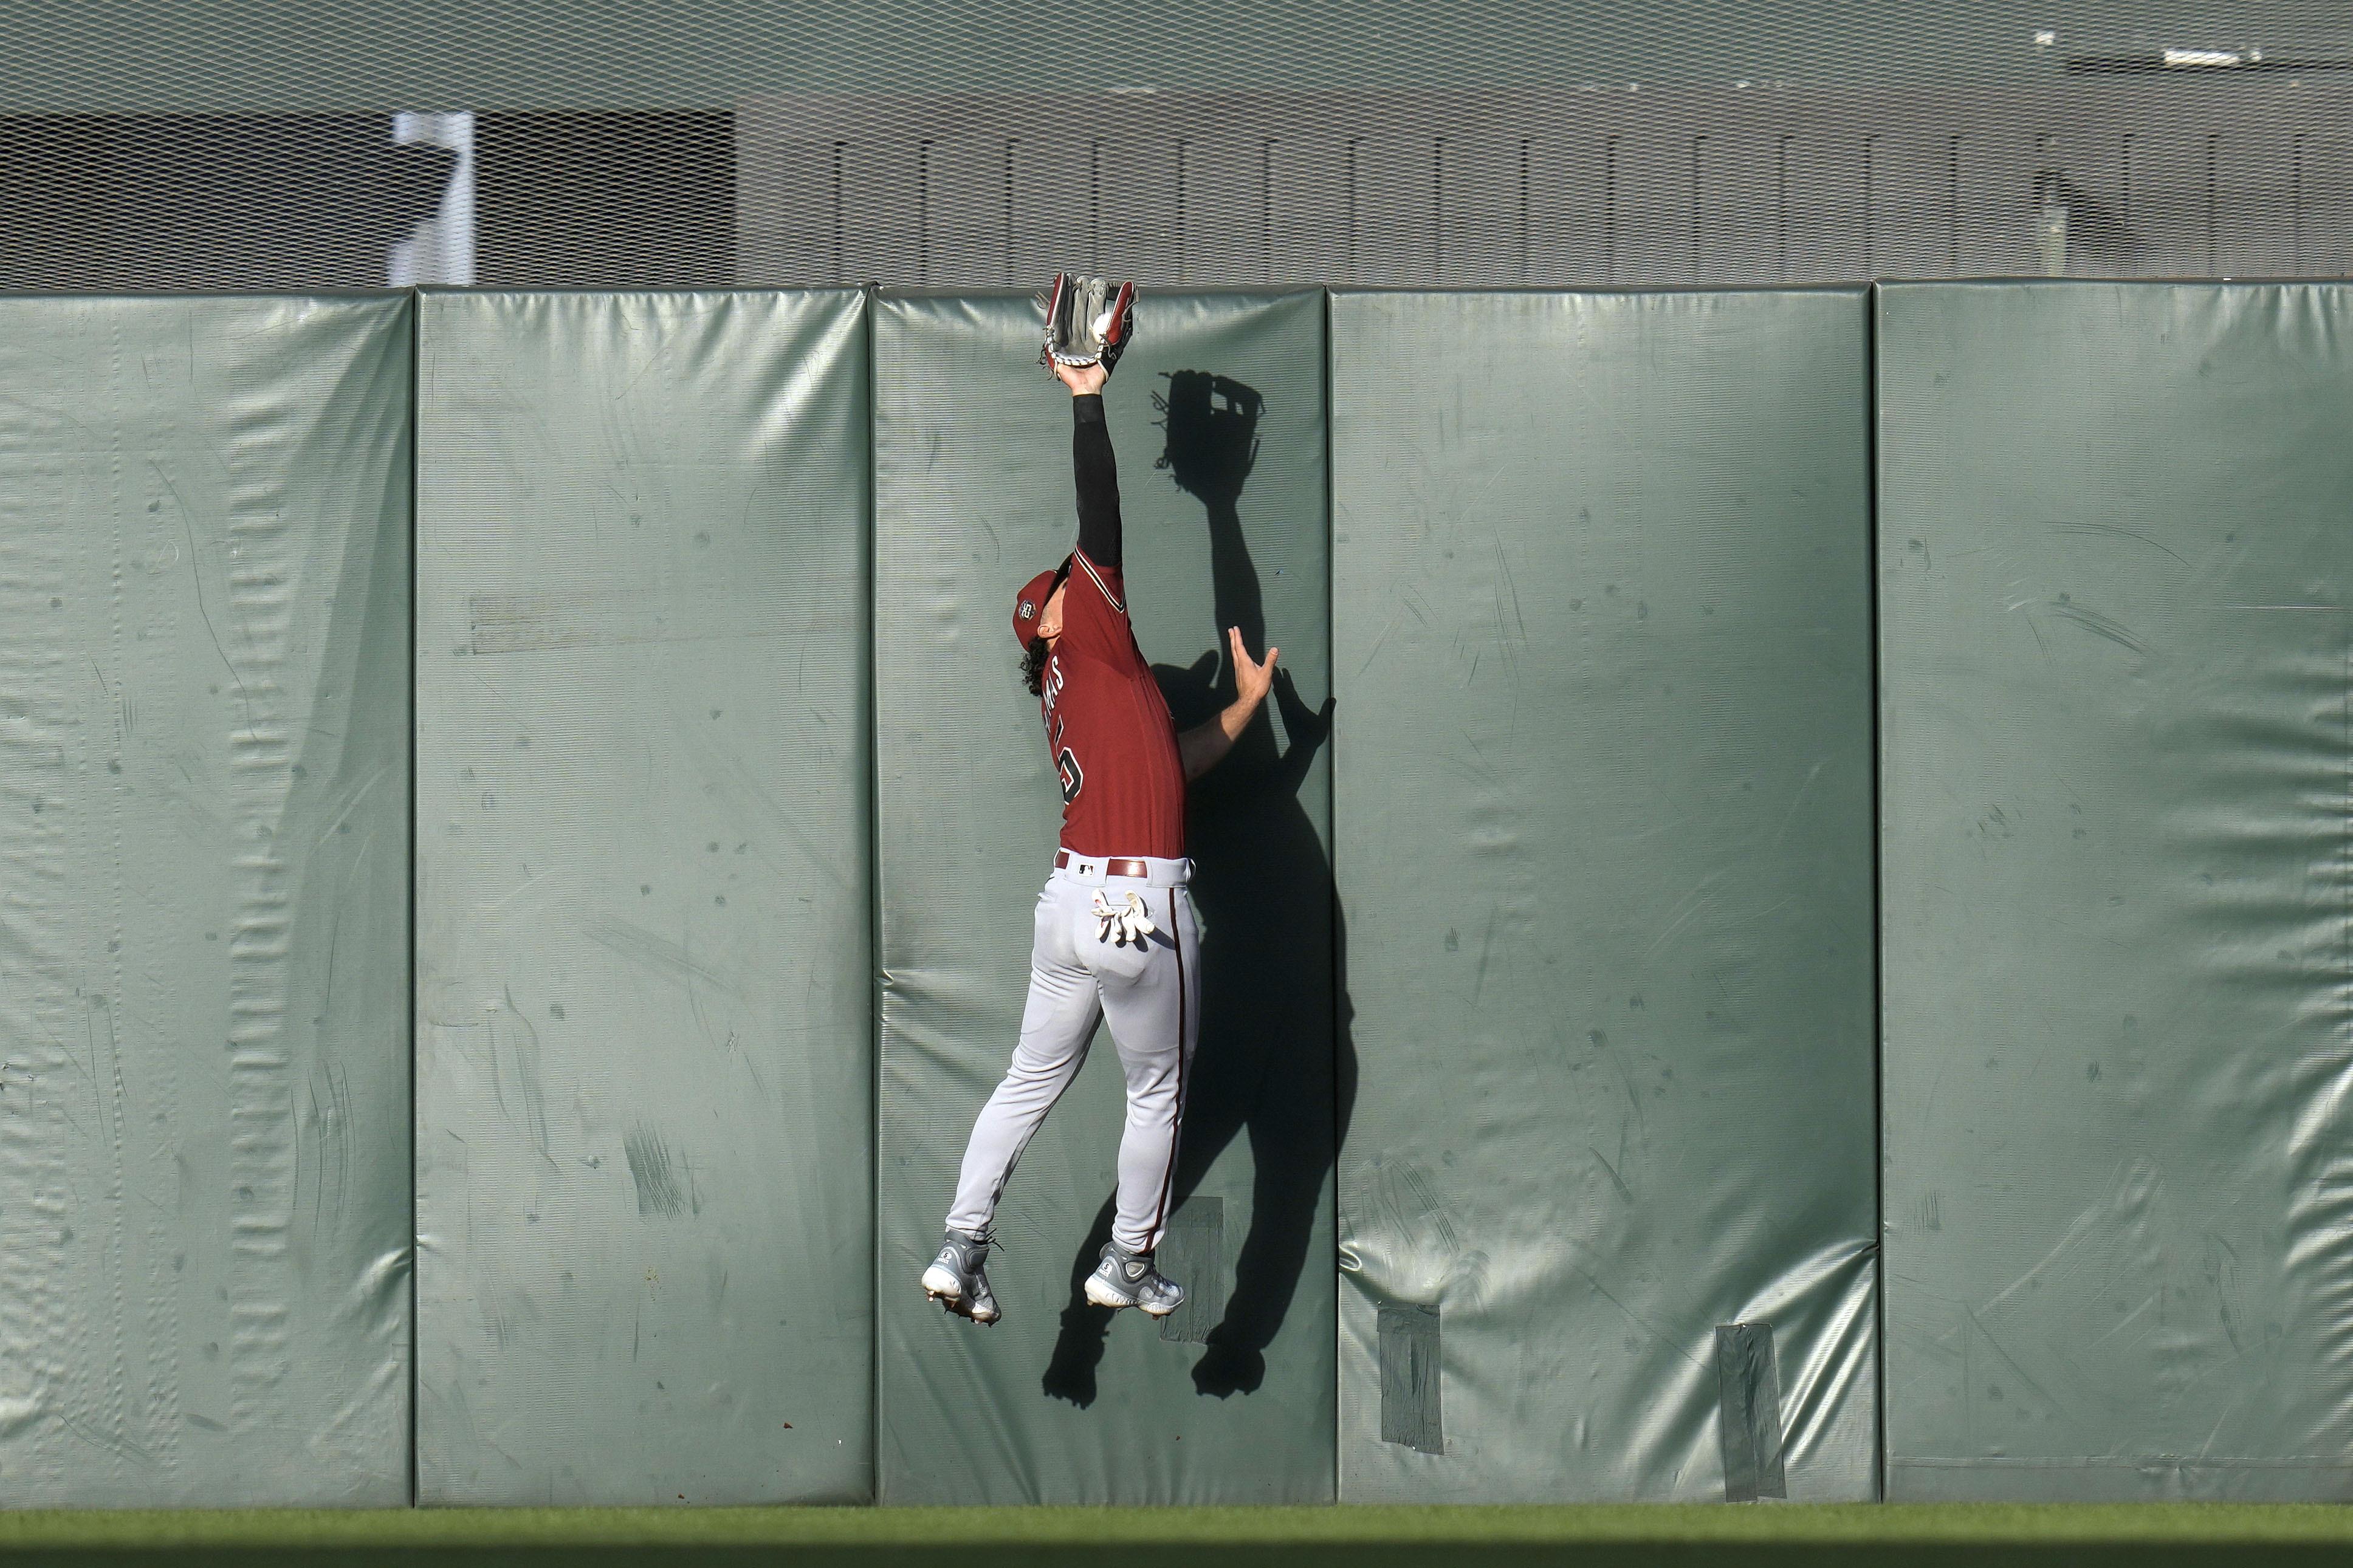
[922,278,1278,1326]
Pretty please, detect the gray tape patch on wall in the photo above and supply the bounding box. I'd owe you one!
[1716,1322,1788,1502]
[1158,1197,1228,1345]
[1379,1304,1443,1455]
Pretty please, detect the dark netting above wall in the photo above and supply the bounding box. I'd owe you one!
[7,1,2353,291]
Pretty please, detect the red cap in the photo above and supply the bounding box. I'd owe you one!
[1012,564,1062,648]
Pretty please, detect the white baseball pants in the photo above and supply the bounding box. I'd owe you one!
[946,855,1201,1255]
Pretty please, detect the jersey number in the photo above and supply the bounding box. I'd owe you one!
[1057,748,1084,804]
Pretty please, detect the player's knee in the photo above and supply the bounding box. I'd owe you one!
[1003,1050,1076,1089]
[1124,1074,1180,1116]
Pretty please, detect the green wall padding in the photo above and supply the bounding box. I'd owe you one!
[1331,291,1878,1502]
[414,292,873,1504]
[873,293,1335,1504]
[0,295,412,1505]
[1878,282,2353,1502]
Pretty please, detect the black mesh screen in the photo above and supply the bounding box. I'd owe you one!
[6,2,2352,292]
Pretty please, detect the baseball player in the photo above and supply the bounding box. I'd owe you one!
[921,306,1278,1327]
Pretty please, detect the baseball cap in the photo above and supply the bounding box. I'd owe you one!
[1012,563,1065,648]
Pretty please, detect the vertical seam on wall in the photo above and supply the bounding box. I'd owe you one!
[405,284,422,1510]
[1320,282,1341,1505]
[1864,281,1888,1504]
[861,284,884,1505]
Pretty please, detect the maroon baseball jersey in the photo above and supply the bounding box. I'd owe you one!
[1037,548,1186,859]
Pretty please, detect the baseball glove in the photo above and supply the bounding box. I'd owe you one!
[1039,273,1136,375]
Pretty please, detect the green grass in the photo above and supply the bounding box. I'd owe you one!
[2,1505,2352,1566]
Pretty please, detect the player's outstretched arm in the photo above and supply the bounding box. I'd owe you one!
[1178,627,1277,782]
[1053,360,1121,569]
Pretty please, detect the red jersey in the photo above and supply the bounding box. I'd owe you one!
[1039,549,1186,858]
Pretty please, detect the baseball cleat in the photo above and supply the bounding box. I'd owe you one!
[1084,1242,1185,1317]
[921,1227,1001,1324]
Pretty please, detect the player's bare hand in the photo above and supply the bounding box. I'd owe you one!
[1228,626,1277,709]
[1052,360,1109,397]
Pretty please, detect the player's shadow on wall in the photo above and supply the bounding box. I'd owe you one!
[1043,370,1357,1404]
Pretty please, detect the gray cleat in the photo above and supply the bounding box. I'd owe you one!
[921,1227,1000,1324]
[1084,1242,1185,1317]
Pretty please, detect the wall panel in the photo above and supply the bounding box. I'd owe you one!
[414,290,873,1504]
[0,294,412,1505]
[1879,282,2353,1501]
[873,291,1335,1504]
[1331,289,1878,1502]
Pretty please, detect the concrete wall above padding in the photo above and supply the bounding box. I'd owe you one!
[413,290,875,1504]
[1331,290,1880,1502]
[0,294,414,1505]
[1878,282,2353,1501]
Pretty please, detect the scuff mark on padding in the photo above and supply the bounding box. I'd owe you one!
[623,1125,692,1218]
[466,590,847,654]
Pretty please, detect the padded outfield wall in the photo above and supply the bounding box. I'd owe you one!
[4,282,2351,1505]
[1877,282,2353,1502]
[871,292,1338,1504]
[0,295,413,1505]
[413,292,875,1504]
[1331,292,1880,1501]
